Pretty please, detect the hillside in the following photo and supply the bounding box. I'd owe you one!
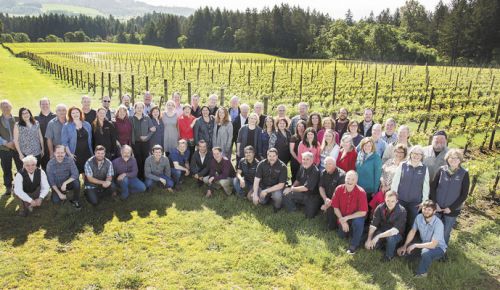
[0,0,194,17]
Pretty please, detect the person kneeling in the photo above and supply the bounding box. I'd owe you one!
[170,139,191,190]
[112,145,146,200]
[365,190,407,261]
[14,155,50,217]
[397,199,447,278]
[321,170,367,254]
[46,145,81,209]
[252,148,288,212]
[84,145,116,206]
[283,152,321,218]
[203,147,235,197]
[233,146,258,199]
[144,145,174,192]
[190,140,212,186]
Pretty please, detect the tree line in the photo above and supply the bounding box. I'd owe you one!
[0,0,499,65]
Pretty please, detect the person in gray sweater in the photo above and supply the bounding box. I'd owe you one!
[423,130,449,182]
[212,107,233,159]
[144,145,174,192]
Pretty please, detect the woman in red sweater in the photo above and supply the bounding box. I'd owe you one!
[337,134,357,172]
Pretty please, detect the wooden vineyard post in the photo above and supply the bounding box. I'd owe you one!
[220,88,225,106]
[145,76,149,91]
[373,82,379,112]
[101,72,104,97]
[159,79,167,110]
[271,70,276,98]
[187,82,192,104]
[490,76,495,95]
[263,96,269,115]
[423,87,435,132]
[118,74,122,98]
[131,75,135,104]
[489,94,500,150]
[332,69,337,107]
[108,73,112,97]
[299,61,304,100]
[391,72,395,94]
[93,73,96,95]
[87,73,90,92]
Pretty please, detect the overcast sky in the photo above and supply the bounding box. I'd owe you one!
[142,0,448,19]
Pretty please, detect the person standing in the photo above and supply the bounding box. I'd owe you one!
[212,107,233,159]
[290,102,309,135]
[130,102,155,180]
[13,107,44,166]
[162,100,179,154]
[0,100,22,196]
[35,97,55,170]
[423,131,449,182]
[81,95,96,124]
[358,108,374,137]
[45,104,67,158]
[61,107,93,174]
[92,108,118,160]
[193,106,215,150]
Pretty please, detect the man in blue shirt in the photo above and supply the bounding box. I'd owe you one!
[170,139,191,190]
[397,199,447,277]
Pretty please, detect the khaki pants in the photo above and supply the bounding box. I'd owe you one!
[203,176,233,195]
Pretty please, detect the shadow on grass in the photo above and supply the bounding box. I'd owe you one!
[0,181,498,289]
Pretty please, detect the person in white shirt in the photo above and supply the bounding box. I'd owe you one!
[14,155,50,217]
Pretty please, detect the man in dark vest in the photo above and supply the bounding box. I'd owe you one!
[14,155,50,216]
[84,145,116,206]
[0,99,23,196]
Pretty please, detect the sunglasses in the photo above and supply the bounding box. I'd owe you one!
[103,100,111,103]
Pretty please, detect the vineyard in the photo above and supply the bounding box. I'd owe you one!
[2,42,499,197]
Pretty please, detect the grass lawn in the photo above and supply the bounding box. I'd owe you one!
[0,46,93,109]
[0,46,498,289]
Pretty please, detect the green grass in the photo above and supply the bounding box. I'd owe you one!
[42,3,105,17]
[0,46,86,109]
[0,45,498,288]
[0,183,498,289]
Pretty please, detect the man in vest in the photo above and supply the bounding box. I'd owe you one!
[14,155,50,217]
[84,145,116,206]
[423,130,449,182]
[0,99,23,196]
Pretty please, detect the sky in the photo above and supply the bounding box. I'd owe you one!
[141,0,448,19]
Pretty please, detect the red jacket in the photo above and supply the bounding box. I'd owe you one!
[337,148,357,173]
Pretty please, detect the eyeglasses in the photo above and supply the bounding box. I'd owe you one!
[103,100,111,103]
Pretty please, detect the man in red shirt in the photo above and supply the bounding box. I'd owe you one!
[322,170,368,254]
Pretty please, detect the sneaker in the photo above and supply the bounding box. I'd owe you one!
[381,255,392,263]
[346,246,357,255]
[70,200,82,210]
[414,273,428,278]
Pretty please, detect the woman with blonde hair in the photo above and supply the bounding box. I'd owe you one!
[212,107,233,158]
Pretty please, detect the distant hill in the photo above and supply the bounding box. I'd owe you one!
[0,0,195,17]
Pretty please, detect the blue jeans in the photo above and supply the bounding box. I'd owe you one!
[337,217,365,249]
[232,178,252,198]
[400,200,420,232]
[171,168,185,184]
[145,175,174,189]
[378,233,402,259]
[416,247,445,275]
[437,213,457,245]
[116,176,146,199]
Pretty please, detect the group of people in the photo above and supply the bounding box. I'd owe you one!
[0,93,470,277]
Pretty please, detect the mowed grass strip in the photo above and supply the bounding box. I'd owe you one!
[0,47,90,109]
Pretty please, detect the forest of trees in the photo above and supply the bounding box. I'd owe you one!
[1,0,499,65]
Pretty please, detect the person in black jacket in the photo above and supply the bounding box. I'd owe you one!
[232,103,249,148]
[430,148,469,244]
[358,108,374,137]
[93,108,118,160]
[190,140,213,186]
